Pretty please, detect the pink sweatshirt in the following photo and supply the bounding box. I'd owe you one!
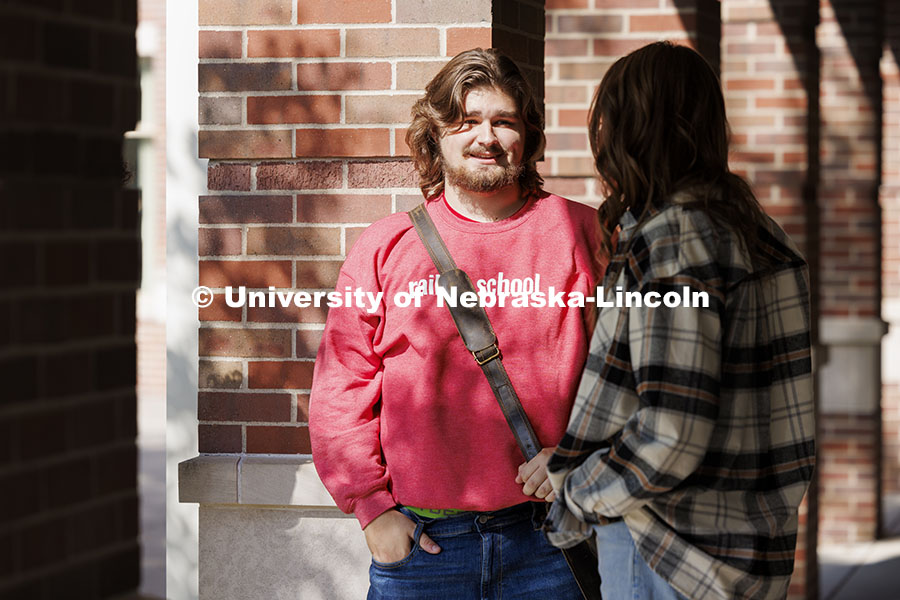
[309,192,603,528]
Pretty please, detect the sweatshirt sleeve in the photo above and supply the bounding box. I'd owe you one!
[309,268,396,529]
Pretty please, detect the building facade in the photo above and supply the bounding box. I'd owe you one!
[179,1,900,598]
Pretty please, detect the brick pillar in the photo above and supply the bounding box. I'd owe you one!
[543,0,719,207]
[493,0,545,111]
[0,2,141,598]
[882,2,900,502]
[722,0,812,253]
[816,0,885,546]
[194,0,543,454]
[183,1,545,597]
[719,1,818,597]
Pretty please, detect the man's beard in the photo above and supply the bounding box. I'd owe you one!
[444,160,524,193]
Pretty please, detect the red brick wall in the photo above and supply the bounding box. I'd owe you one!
[542,0,718,207]
[882,1,900,499]
[0,1,141,597]
[722,0,812,252]
[196,0,544,455]
[886,382,900,497]
[819,413,880,540]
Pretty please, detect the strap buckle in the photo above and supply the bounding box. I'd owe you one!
[473,344,501,365]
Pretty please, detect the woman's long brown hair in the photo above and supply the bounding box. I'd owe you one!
[590,41,768,264]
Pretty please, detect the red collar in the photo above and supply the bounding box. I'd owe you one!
[443,194,479,222]
[442,193,527,223]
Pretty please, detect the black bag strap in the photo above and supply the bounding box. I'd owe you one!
[408,203,602,600]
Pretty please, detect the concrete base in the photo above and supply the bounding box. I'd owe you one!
[199,506,369,600]
[883,299,900,385]
[180,456,372,599]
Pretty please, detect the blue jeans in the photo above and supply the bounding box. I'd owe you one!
[594,521,689,600]
[368,503,581,600]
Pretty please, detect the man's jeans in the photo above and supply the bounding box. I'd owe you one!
[594,520,689,600]
[367,503,581,600]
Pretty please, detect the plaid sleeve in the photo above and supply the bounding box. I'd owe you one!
[560,272,723,521]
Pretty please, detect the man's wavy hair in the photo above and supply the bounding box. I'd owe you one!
[406,48,545,200]
[590,41,768,264]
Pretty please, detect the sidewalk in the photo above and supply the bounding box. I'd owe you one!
[819,494,900,599]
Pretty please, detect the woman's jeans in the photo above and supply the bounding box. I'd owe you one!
[593,520,689,600]
[367,503,581,600]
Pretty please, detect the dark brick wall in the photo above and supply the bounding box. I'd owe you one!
[0,1,141,597]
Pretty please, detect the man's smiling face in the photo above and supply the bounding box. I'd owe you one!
[439,86,526,194]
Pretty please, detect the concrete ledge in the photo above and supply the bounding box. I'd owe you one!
[179,455,238,503]
[819,316,888,345]
[241,455,336,507]
[178,455,338,509]
[818,316,888,415]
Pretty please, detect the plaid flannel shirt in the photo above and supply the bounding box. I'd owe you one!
[545,198,816,600]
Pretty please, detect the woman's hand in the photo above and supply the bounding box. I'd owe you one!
[515,447,557,502]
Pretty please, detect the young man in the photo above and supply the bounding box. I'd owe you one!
[309,49,602,598]
[545,42,816,600]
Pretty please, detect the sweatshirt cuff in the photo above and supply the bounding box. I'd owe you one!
[353,489,398,529]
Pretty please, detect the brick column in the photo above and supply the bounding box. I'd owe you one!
[722,0,812,253]
[881,2,900,503]
[193,0,544,454]
[0,1,141,597]
[816,0,885,546]
[182,1,545,597]
[717,2,819,597]
[543,0,719,207]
